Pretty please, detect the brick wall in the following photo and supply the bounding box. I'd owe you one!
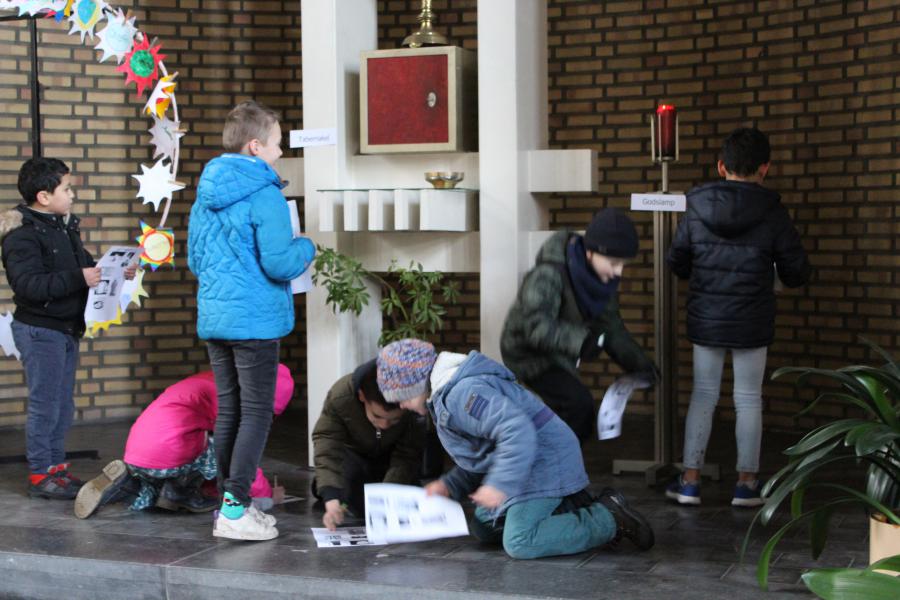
[0,0,306,425]
[0,1,897,434]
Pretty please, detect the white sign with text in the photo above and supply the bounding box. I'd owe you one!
[289,128,337,149]
[630,193,686,212]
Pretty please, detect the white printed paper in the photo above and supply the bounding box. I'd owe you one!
[597,374,653,440]
[311,526,382,548]
[0,311,20,360]
[289,128,337,149]
[84,246,140,324]
[364,483,469,545]
[286,200,314,295]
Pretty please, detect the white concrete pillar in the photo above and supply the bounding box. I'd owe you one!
[477,0,550,360]
[302,0,381,464]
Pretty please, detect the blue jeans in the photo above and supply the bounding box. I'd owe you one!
[206,339,280,505]
[471,497,616,560]
[12,321,79,474]
[682,344,768,473]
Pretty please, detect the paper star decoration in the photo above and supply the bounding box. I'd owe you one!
[116,35,165,96]
[0,311,20,360]
[67,0,107,42]
[15,0,66,17]
[119,268,149,312]
[148,116,185,161]
[94,8,136,64]
[143,72,177,119]
[132,158,184,211]
[85,308,122,338]
[136,221,175,270]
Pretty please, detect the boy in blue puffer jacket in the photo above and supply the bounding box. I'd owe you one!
[377,339,655,560]
[188,100,315,541]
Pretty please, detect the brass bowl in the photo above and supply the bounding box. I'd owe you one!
[425,171,464,189]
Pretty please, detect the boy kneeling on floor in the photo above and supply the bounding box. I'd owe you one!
[376,339,655,560]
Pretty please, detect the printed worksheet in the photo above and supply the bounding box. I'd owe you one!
[311,526,382,548]
[286,199,314,294]
[597,374,654,440]
[84,246,140,324]
[364,483,469,545]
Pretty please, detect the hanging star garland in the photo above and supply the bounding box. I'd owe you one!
[136,221,175,271]
[131,158,184,211]
[8,0,191,336]
[119,268,149,312]
[148,115,185,161]
[94,8,136,64]
[116,35,165,96]
[143,72,177,119]
[67,0,107,42]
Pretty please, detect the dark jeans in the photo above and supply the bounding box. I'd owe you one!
[12,321,79,474]
[207,339,280,505]
[525,367,594,443]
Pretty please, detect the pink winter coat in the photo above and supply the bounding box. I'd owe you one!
[123,365,294,497]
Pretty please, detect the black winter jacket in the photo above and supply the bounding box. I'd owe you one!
[667,181,811,349]
[0,205,95,338]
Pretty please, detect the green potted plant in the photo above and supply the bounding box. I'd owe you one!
[742,339,900,599]
[311,245,460,346]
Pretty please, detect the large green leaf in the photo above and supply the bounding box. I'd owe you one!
[798,392,878,420]
[860,336,900,378]
[854,429,900,457]
[802,567,900,600]
[810,507,832,559]
[786,420,873,455]
[845,369,899,429]
[868,553,900,573]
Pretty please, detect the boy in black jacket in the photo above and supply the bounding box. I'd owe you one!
[0,158,135,499]
[665,128,811,508]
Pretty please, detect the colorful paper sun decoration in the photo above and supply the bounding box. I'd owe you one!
[94,8,136,64]
[136,221,175,271]
[143,72,177,119]
[116,34,165,96]
[67,0,107,42]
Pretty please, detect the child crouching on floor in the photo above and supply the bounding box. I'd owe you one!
[74,365,294,519]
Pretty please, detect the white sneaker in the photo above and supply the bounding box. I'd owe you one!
[213,509,278,541]
[248,505,276,527]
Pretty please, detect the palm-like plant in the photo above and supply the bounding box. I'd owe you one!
[742,340,900,599]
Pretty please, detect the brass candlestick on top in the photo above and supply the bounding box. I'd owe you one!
[402,0,448,48]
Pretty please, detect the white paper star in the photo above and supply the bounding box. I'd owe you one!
[148,116,185,161]
[67,0,107,42]
[16,0,65,16]
[132,158,185,212]
[143,72,177,119]
[0,311,20,360]
[94,8,136,64]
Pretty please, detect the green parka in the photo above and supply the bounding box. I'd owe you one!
[312,360,423,503]
[500,231,655,382]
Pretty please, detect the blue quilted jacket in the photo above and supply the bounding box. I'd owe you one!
[187,154,315,340]
[429,352,589,518]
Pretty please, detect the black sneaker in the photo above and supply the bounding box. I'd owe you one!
[595,488,655,551]
[155,478,218,513]
[74,460,133,519]
[29,473,78,500]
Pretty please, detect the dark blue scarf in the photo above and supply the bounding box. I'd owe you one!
[566,236,620,321]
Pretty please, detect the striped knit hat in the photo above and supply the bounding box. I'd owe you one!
[377,339,437,403]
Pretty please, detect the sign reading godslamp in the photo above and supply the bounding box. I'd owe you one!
[630,192,686,212]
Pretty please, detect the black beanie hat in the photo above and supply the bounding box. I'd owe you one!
[583,208,639,258]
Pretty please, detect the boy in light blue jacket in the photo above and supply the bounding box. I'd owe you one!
[376,339,655,560]
[188,100,315,541]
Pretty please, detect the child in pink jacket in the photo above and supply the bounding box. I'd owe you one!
[74,365,293,519]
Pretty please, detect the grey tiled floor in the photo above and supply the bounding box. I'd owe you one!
[0,411,870,599]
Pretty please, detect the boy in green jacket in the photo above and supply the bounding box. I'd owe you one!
[312,359,424,530]
[501,208,657,443]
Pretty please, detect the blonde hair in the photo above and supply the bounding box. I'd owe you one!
[222,100,280,152]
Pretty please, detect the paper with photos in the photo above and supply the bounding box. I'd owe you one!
[364,483,469,545]
[84,246,140,324]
